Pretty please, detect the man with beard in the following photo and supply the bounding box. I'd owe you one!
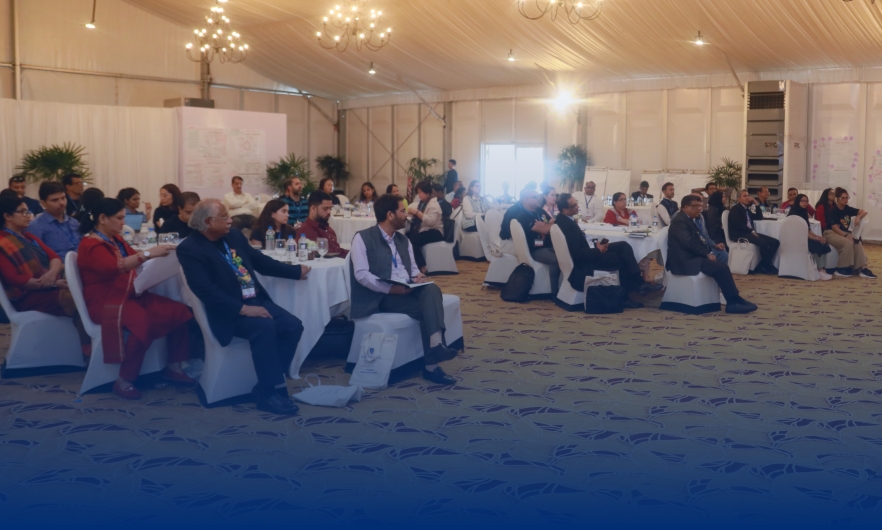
[296,191,348,257]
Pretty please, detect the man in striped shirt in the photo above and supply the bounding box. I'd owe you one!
[281,177,309,225]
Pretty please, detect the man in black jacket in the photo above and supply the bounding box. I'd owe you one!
[178,199,311,415]
[669,195,757,314]
[555,194,660,309]
[727,189,780,274]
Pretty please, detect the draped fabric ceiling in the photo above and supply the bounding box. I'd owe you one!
[125,0,882,104]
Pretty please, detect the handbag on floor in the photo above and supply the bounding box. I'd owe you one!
[584,285,625,314]
[291,374,363,407]
[348,332,398,390]
[728,238,756,275]
[308,316,355,358]
[500,264,535,303]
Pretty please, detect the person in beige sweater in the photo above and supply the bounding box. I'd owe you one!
[406,180,445,273]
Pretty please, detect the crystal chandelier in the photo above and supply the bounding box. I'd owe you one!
[316,0,391,52]
[185,0,248,64]
[517,0,603,24]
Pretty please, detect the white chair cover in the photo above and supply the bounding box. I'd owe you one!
[777,216,817,281]
[485,209,513,257]
[0,276,83,372]
[65,252,168,395]
[721,209,761,274]
[179,268,258,405]
[456,206,485,260]
[656,227,722,314]
[549,224,617,310]
[422,212,459,275]
[476,213,518,285]
[509,219,552,296]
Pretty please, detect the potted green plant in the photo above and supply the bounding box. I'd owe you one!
[16,143,92,183]
[555,145,592,193]
[265,154,314,196]
[707,157,743,207]
[315,155,350,186]
[405,157,443,199]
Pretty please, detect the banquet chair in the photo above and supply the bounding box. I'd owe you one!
[178,269,258,406]
[456,207,485,261]
[344,254,464,373]
[421,210,459,275]
[721,210,761,274]
[65,252,168,395]
[656,227,722,314]
[549,225,617,311]
[509,219,552,297]
[337,195,350,205]
[0,276,84,376]
[777,215,816,281]
[477,210,518,286]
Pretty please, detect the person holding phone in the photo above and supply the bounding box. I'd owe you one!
[555,193,661,309]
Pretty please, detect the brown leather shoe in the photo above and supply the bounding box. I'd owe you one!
[112,380,141,400]
[161,368,197,386]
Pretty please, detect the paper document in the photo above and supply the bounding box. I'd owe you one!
[133,253,180,294]
[380,279,435,289]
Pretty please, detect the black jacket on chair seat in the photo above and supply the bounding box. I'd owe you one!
[727,202,763,241]
[666,211,711,276]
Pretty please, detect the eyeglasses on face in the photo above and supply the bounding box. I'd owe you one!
[14,208,32,216]
[10,176,25,183]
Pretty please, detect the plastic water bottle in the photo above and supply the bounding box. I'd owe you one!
[286,235,296,256]
[265,227,275,251]
[629,210,639,228]
[652,214,659,228]
[147,227,156,246]
[367,202,373,218]
[298,234,308,261]
[122,227,133,244]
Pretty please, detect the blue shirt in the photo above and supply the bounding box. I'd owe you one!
[281,194,308,225]
[27,213,81,260]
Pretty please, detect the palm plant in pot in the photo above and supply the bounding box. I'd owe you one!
[265,154,314,196]
[405,157,443,200]
[707,157,742,207]
[555,145,592,193]
[315,155,350,187]
[16,143,92,182]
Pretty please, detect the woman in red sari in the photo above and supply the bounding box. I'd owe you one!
[603,192,633,226]
[76,198,194,399]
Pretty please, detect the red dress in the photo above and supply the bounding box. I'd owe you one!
[77,236,191,375]
[604,208,632,226]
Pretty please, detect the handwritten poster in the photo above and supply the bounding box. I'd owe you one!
[183,128,266,190]
[866,149,882,210]
[811,135,858,195]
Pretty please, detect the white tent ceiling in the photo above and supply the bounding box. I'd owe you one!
[124,0,882,101]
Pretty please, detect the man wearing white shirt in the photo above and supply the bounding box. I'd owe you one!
[656,182,679,227]
[572,181,603,222]
[350,193,458,386]
[223,176,258,218]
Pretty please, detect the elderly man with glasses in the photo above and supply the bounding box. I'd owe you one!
[177,199,312,416]
[572,181,604,222]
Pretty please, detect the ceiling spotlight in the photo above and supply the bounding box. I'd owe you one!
[368,62,376,75]
[694,31,705,46]
[508,49,515,62]
[85,0,97,29]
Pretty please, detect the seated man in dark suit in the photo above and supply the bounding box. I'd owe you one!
[630,180,653,203]
[555,194,661,309]
[727,189,780,274]
[178,199,310,416]
[669,195,757,314]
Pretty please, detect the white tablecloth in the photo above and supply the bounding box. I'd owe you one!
[140,253,349,379]
[580,224,662,261]
[330,216,377,249]
[755,218,822,268]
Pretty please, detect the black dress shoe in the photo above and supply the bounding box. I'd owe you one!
[726,302,757,314]
[622,299,644,309]
[423,366,456,385]
[424,344,458,365]
[637,282,664,294]
[255,393,300,415]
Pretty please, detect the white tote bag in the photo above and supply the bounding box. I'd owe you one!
[728,238,756,275]
[348,332,398,390]
[291,375,364,408]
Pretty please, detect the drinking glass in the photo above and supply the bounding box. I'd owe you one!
[159,234,170,245]
[168,232,179,245]
[275,239,287,260]
[317,238,329,259]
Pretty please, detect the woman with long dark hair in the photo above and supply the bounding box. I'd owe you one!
[603,192,633,226]
[250,199,296,249]
[76,198,195,399]
[318,178,341,206]
[787,193,832,281]
[117,187,152,225]
[72,187,104,226]
[814,188,835,231]
[355,182,377,205]
[153,184,183,227]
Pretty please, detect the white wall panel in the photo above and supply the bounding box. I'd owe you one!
[421,105,444,163]
[368,106,393,191]
[809,83,861,196]
[626,90,665,190]
[278,95,307,160]
[22,70,117,106]
[211,88,241,111]
[347,108,369,189]
[309,97,337,175]
[863,84,882,240]
[546,110,578,190]
[0,0,11,64]
[452,101,481,185]
[711,87,745,167]
[515,100,546,145]
[0,69,16,100]
[394,105,420,185]
[584,93,626,169]
[242,91,275,114]
[667,88,709,170]
[483,99,514,144]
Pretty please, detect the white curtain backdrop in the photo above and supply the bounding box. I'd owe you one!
[0,99,178,207]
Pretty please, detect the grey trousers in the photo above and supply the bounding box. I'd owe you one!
[531,247,561,295]
[378,283,447,362]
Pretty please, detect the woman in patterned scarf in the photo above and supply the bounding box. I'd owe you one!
[76,198,195,400]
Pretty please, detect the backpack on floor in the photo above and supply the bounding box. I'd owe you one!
[584,285,625,314]
[501,264,535,303]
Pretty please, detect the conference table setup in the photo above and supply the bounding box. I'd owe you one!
[578,222,662,261]
[329,215,378,249]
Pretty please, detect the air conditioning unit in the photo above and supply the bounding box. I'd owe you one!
[743,80,807,204]
[163,98,215,109]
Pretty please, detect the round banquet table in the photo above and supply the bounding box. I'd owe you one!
[329,216,378,249]
[579,222,662,261]
[139,253,350,378]
[755,218,822,268]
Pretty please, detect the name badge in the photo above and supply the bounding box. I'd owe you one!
[242,287,256,299]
